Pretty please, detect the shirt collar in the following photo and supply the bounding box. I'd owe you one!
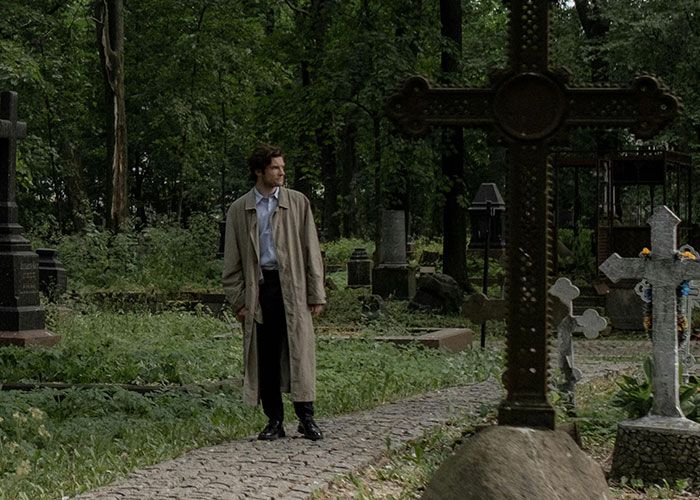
[253,186,280,203]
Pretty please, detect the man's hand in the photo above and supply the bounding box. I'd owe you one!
[309,304,324,316]
[236,306,248,322]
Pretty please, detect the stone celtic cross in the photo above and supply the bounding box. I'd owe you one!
[600,206,700,420]
[1,91,27,224]
[385,1,680,428]
[550,277,607,406]
[0,91,57,346]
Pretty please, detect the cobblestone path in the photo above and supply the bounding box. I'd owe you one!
[73,380,503,500]
[74,339,678,500]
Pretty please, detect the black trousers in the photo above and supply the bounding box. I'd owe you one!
[257,269,314,423]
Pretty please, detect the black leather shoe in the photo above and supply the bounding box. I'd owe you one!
[258,420,285,441]
[297,417,324,440]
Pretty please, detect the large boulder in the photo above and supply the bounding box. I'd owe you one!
[422,425,610,500]
[410,273,463,313]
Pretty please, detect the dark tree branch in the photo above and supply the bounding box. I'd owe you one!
[284,0,309,16]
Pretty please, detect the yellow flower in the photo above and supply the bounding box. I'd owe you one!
[641,248,651,255]
[681,251,696,260]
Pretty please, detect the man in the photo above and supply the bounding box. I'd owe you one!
[222,144,326,441]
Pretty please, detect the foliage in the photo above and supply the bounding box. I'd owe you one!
[321,238,375,267]
[0,304,503,499]
[27,213,222,293]
[558,226,595,273]
[611,357,700,422]
[611,357,655,419]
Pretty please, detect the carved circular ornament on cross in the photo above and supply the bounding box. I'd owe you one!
[493,72,566,141]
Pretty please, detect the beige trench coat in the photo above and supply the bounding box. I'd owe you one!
[222,187,326,405]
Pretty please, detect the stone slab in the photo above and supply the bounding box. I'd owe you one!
[376,328,472,352]
[611,417,700,487]
[0,329,60,347]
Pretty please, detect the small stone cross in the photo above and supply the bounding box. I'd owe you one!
[461,293,506,326]
[0,91,28,228]
[600,206,700,419]
[549,277,607,404]
[385,1,680,429]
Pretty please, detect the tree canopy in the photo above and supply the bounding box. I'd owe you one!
[1,0,698,243]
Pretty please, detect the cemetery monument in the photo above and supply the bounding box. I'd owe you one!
[0,91,58,346]
[372,209,416,299]
[386,0,679,430]
[386,0,679,497]
[600,205,700,485]
[550,277,607,408]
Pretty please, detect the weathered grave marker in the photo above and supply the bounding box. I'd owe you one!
[550,277,607,407]
[461,292,506,327]
[600,205,700,485]
[372,209,416,299]
[346,247,372,288]
[386,0,679,429]
[0,91,58,346]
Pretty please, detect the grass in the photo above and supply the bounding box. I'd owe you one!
[316,342,700,500]
[315,411,498,500]
[0,299,503,500]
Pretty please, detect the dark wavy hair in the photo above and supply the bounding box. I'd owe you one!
[248,144,282,182]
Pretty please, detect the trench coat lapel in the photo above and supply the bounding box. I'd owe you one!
[243,189,260,264]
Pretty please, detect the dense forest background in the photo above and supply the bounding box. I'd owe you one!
[1,1,699,274]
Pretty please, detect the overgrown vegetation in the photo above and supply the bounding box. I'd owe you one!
[0,301,503,499]
[29,214,222,294]
[611,357,700,422]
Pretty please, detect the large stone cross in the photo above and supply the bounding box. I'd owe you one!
[0,91,27,227]
[385,1,680,428]
[600,206,700,419]
[0,91,57,346]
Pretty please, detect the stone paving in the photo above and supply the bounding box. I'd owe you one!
[72,339,696,500]
[73,380,503,500]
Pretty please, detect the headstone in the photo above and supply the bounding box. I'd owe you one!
[0,91,58,346]
[461,292,506,327]
[600,205,700,485]
[386,0,679,430]
[36,248,67,299]
[372,210,416,299]
[409,273,463,313]
[346,247,372,288]
[550,277,608,408]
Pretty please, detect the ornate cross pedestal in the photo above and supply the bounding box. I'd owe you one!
[549,277,607,408]
[600,206,700,485]
[0,91,58,346]
[386,0,679,429]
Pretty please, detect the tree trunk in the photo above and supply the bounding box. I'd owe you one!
[62,143,91,232]
[440,0,469,289]
[339,121,358,237]
[574,0,611,83]
[319,117,339,240]
[95,0,128,230]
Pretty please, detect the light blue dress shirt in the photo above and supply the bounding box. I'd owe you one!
[254,186,279,270]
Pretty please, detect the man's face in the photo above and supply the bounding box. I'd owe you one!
[257,156,285,189]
